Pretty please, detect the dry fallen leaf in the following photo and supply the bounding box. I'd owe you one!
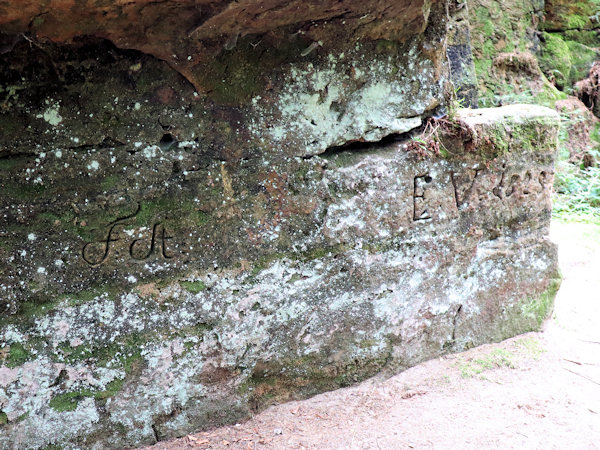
[400,390,427,399]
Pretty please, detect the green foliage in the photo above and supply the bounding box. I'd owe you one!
[553,161,600,223]
[553,108,600,224]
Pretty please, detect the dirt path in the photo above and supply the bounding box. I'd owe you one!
[146,221,600,449]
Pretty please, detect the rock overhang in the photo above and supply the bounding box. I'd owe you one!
[0,0,445,94]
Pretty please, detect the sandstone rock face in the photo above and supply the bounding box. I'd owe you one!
[0,0,442,92]
[0,1,561,448]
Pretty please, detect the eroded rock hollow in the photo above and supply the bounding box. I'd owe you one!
[0,1,560,447]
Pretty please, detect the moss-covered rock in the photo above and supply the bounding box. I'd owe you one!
[539,32,573,89]
[467,0,565,107]
[542,0,600,46]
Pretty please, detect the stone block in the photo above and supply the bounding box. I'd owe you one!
[0,2,560,447]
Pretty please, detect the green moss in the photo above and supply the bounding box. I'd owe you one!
[49,389,94,412]
[563,29,600,47]
[10,297,61,324]
[567,40,599,84]
[135,197,174,226]
[55,332,145,376]
[539,33,572,89]
[475,7,494,38]
[197,211,210,226]
[94,340,143,374]
[15,412,29,423]
[3,182,48,201]
[60,344,94,364]
[0,411,7,425]
[5,342,33,368]
[180,280,207,294]
[94,378,125,400]
[481,40,495,60]
[66,286,120,306]
[375,40,399,53]
[520,277,562,327]
[0,158,21,171]
[287,274,302,284]
[566,12,589,30]
[100,175,119,191]
[250,252,287,276]
[533,84,567,106]
[198,36,306,106]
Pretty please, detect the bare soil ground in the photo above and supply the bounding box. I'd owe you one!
[145,221,600,449]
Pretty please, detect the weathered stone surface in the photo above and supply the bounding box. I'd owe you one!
[0,0,442,92]
[447,0,478,107]
[0,2,562,448]
[576,61,600,119]
[0,99,561,447]
[555,97,599,166]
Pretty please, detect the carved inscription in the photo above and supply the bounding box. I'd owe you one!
[413,167,552,223]
[413,175,433,221]
[82,221,174,267]
[493,168,552,200]
[82,222,122,266]
[451,168,482,209]
[79,167,554,265]
[129,223,174,261]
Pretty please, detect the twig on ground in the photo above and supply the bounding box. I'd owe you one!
[564,358,600,366]
[563,367,600,386]
[579,340,600,345]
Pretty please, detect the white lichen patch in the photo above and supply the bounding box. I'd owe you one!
[87,160,100,171]
[36,102,63,126]
[249,45,441,155]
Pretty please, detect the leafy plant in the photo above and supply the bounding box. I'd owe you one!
[553,161,600,223]
[553,109,600,224]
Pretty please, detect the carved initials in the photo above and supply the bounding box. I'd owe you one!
[82,204,141,267]
[82,223,123,267]
[451,168,482,209]
[130,223,174,260]
[83,221,175,266]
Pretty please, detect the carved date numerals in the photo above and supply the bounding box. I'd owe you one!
[413,175,433,221]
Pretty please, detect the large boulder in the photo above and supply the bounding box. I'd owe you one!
[0,1,560,447]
